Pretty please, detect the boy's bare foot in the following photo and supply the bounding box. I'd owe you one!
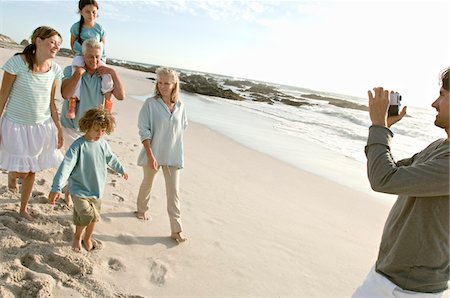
[20,210,34,221]
[134,211,149,220]
[72,237,82,253]
[8,172,17,193]
[171,232,187,243]
[65,194,73,208]
[82,238,100,252]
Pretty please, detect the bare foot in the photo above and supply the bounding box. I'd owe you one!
[171,232,187,243]
[65,194,73,208]
[20,210,34,221]
[8,172,18,193]
[134,211,149,220]
[82,238,100,252]
[72,237,82,253]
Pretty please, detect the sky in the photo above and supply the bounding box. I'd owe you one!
[0,0,449,107]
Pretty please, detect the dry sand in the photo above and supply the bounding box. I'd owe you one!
[0,47,398,297]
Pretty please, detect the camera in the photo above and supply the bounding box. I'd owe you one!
[388,91,402,116]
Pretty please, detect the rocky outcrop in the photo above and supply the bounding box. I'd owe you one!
[302,94,368,111]
[0,34,17,44]
[180,74,244,101]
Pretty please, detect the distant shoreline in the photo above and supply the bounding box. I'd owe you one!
[0,35,367,112]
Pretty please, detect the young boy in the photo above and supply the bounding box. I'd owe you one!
[49,107,128,252]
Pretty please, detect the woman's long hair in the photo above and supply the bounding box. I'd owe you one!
[18,26,61,71]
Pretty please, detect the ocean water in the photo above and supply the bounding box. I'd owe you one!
[132,77,445,203]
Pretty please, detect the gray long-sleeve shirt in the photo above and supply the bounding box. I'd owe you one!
[365,125,449,293]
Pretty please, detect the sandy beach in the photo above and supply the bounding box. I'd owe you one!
[0,47,395,297]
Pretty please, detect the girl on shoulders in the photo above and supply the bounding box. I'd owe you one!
[67,0,114,119]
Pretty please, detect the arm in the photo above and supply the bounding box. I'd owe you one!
[366,88,449,197]
[70,34,76,51]
[365,126,449,197]
[0,72,16,117]
[96,66,125,100]
[50,145,79,194]
[49,80,63,149]
[104,144,128,179]
[138,101,157,169]
[61,67,86,99]
[142,139,158,170]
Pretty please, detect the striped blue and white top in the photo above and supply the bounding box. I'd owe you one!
[1,55,63,125]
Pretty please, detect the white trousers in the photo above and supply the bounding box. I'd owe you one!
[352,266,445,298]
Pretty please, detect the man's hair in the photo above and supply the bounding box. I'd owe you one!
[441,68,449,91]
[81,38,103,55]
[78,107,115,134]
[154,66,180,103]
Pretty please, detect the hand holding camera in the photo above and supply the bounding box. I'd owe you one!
[368,87,407,128]
[388,91,402,116]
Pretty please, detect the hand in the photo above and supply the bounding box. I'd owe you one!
[73,66,86,77]
[368,87,389,127]
[48,192,60,205]
[96,66,114,76]
[148,157,158,170]
[122,172,129,180]
[57,128,64,149]
[387,106,407,127]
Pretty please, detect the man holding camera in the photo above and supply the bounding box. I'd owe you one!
[353,68,449,297]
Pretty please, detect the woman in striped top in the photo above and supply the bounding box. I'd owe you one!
[0,26,65,220]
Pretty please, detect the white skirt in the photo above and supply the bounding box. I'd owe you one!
[0,117,64,173]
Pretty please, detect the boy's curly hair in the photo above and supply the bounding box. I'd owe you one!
[78,107,115,134]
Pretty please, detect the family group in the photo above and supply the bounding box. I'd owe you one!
[0,0,187,253]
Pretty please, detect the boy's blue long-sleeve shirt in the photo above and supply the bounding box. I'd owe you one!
[51,137,125,199]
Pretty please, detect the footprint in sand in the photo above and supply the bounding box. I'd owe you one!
[36,178,46,186]
[108,258,125,271]
[149,259,168,286]
[32,190,45,197]
[112,193,125,203]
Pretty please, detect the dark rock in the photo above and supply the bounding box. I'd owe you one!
[20,39,29,46]
[180,74,244,101]
[302,94,367,111]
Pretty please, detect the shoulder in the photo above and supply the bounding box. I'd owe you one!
[70,22,81,33]
[176,99,185,106]
[2,54,25,73]
[145,96,159,105]
[51,61,63,77]
[69,137,85,151]
[62,65,72,80]
[94,23,105,33]
[73,136,87,146]
[98,138,112,151]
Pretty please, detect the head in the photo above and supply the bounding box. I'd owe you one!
[20,26,62,71]
[78,107,115,141]
[82,38,103,71]
[155,67,180,103]
[77,0,99,44]
[431,67,450,136]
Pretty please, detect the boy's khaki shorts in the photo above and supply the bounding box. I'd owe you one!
[72,196,101,226]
